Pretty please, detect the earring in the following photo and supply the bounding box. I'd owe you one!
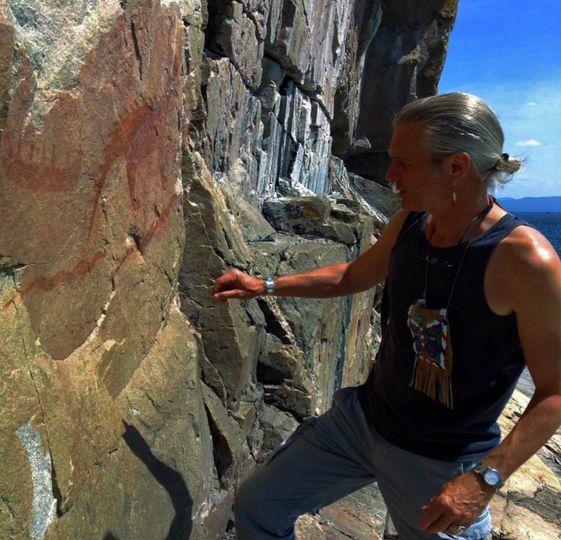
[452,183,457,204]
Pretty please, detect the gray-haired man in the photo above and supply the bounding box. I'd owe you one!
[212,93,561,539]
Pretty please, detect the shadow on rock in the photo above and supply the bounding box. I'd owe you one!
[123,422,193,540]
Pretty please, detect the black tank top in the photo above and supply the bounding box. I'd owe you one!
[359,211,527,461]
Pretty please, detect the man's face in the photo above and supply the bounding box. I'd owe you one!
[386,121,447,212]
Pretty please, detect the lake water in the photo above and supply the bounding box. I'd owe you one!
[516,212,561,255]
[511,212,561,396]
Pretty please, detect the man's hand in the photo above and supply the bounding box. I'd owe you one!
[418,471,494,535]
[211,269,264,301]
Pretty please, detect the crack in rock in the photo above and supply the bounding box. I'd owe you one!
[507,485,561,526]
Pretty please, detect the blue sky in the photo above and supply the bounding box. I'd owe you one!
[438,0,561,199]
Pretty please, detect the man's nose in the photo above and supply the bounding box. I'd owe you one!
[386,161,399,182]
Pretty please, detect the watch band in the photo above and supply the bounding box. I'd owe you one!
[263,275,275,295]
[472,463,504,489]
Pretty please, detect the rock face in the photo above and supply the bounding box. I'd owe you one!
[4,2,557,540]
[348,0,459,182]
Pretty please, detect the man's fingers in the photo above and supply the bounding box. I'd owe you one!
[420,495,471,535]
[424,515,455,534]
[213,290,241,301]
[211,272,238,294]
[213,288,256,301]
[418,499,444,530]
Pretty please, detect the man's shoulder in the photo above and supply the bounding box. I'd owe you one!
[488,224,561,314]
[495,224,559,272]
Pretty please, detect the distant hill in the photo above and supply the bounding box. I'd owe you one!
[498,196,561,213]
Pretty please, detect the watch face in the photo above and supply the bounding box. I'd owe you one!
[483,469,501,486]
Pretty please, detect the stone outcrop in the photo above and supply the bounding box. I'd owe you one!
[3,1,558,540]
[348,0,459,182]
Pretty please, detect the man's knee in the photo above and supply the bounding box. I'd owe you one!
[235,471,275,524]
[235,472,294,539]
[235,468,301,533]
[234,476,256,517]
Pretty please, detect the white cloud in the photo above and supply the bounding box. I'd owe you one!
[527,101,537,106]
[515,139,541,147]
[440,73,561,198]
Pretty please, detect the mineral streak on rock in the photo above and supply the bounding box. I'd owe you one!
[0,0,184,361]
[1,114,82,193]
[2,251,105,311]
[87,69,183,239]
[15,425,57,540]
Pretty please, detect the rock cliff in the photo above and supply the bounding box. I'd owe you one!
[1,1,559,539]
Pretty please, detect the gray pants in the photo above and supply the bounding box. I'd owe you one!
[235,387,492,540]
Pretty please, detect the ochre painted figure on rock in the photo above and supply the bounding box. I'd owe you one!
[211,93,561,540]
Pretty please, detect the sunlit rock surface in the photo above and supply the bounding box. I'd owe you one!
[4,1,557,539]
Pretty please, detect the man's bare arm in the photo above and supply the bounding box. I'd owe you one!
[482,227,561,478]
[211,210,408,301]
[419,226,561,534]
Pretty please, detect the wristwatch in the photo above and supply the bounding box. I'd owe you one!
[263,275,276,295]
[472,463,504,489]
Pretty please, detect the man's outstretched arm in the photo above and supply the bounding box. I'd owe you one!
[419,226,561,535]
[211,210,408,301]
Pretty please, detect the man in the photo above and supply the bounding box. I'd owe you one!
[211,93,561,539]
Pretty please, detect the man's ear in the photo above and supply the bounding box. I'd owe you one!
[449,152,470,178]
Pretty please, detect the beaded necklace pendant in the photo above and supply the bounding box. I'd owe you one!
[406,198,494,409]
[407,299,453,408]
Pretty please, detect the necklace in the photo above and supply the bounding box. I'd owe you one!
[423,198,495,305]
[407,198,494,408]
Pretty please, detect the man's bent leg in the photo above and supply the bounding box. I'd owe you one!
[235,389,378,540]
[372,434,492,540]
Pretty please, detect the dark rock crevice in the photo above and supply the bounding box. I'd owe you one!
[204,404,234,483]
[503,486,561,526]
[130,20,144,80]
[256,297,293,345]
